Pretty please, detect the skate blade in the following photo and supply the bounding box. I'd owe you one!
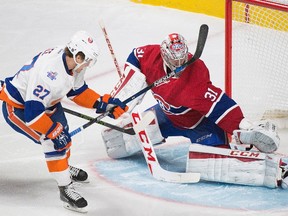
[71,180,89,188]
[77,179,90,183]
[72,178,90,184]
[63,202,88,213]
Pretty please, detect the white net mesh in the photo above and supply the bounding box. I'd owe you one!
[229,0,288,125]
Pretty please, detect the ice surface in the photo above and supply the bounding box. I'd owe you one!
[0,1,287,216]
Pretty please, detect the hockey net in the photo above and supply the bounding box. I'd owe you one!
[225,0,288,127]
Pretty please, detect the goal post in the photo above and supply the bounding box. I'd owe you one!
[225,0,288,125]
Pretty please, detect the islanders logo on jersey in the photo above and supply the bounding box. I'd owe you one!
[47,71,58,80]
[153,93,191,115]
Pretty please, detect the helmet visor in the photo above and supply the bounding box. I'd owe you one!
[166,53,187,68]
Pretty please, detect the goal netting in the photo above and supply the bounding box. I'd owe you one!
[225,0,288,127]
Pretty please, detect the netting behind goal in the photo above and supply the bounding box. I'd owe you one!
[225,0,288,127]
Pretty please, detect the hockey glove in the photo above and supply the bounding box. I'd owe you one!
[95,94,128,119]
[233,120,279,153]
[46,122,71,151]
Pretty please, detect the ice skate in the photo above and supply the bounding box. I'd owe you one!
[69,165,89,183]
[59,182,88,213]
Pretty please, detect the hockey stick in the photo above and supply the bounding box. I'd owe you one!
[99,19,123,77]
[66,21,128,136]
[68,108,155,137]
[63,107,135,135]
[68,24,208,136]
[131,111,200,183]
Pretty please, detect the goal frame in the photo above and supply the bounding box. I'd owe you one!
[225,0,288,97]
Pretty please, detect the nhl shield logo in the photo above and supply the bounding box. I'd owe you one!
[47,71,58,80]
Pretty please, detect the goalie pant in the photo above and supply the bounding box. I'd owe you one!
[186,144,287,188]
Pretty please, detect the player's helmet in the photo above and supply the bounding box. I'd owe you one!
[67,31,99,68]
[160,33,188,70]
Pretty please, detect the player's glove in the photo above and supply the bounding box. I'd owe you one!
[233,119,279,153]
[95,94,128,119]
[46,122,71,151]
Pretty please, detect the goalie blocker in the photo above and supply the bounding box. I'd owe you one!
[186,144,288,188]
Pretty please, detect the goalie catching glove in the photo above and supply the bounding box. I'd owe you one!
[94,94,128,119]
[233,119,280,153]
[46,122,71,151]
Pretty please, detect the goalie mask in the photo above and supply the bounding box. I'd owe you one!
[67,31,99,68]
[160,33,188,70]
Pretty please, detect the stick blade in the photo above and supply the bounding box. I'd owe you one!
[174,24,209,73]
[153,165,200,183]
[131,110,201,184]
[98,19,105,29]
[193,24,209,59]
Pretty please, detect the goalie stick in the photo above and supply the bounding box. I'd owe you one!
[131,111,201,183]
[68,24,209,136]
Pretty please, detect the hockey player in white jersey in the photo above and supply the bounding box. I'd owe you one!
[0,31,128,212]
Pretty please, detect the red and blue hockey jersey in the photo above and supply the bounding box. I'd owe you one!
[125,44,244,134]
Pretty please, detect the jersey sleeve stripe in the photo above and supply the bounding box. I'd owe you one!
[206,93,238,123]
[5,103,41,142]
[215,104,239,124]
[205,91,224,118]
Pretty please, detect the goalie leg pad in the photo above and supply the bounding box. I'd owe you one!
[102,112,164,159]
[280,157,288,189]
[186,144,283,188]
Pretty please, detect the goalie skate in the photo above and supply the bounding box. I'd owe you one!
[69,165,89,183]
[59,183,88,213]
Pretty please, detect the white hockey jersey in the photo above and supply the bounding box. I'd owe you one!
[0,47,97,134]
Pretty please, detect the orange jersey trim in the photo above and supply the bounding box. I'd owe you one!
[6,103,41,141]
[72,88,100,108]
[0,87,24,109]
[29,113,54,135]
[46,156,69,172]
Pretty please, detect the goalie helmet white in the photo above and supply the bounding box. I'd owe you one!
[160,33,188,70]
[67,31,99,68]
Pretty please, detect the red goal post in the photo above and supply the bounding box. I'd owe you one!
[225,0,288,126]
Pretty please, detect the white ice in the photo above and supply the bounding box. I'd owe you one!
[0,0,287,216]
